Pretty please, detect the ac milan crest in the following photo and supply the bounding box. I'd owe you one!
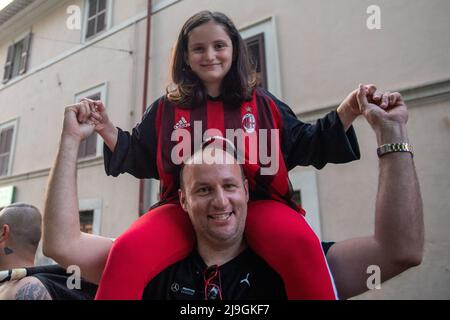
[242,112,256,133]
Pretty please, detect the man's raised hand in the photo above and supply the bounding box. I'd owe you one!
[63,104,95,141]
[356,85,408,129]
[356,85,409,145]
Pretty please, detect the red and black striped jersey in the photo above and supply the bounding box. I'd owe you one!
[104,88,360,212]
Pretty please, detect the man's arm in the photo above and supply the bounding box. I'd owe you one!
[326,87,424,299]
[43,105,113,284]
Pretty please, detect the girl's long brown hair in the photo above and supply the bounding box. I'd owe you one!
[166,11,257,108]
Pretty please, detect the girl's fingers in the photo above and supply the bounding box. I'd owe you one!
[389,93,395,106]
[356,84,369,112]
[81,97,97,112]
[94,100,106,113]
[391,92,402,106]
[380,91,390,109]
[373,93,382,103]
[365,84,377,97]
[90,112,103,122]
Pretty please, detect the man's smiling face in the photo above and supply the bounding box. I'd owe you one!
[179,148,248,247]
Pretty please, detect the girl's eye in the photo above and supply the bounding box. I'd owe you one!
[224,184,236,190]
[193,47,203,52]
[215,43,225,49]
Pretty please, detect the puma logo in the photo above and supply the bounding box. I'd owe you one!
[240,273,251,287]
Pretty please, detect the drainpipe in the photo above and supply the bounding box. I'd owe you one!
[139,0,152,215]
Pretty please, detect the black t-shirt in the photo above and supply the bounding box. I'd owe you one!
[143,248,287,300]
[27,265,97,300]
[142,242,335,300]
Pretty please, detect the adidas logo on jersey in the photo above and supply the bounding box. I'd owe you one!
[174,117,190,130]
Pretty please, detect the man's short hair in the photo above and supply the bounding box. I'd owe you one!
[0,203,42,252]
[179,136,246,190]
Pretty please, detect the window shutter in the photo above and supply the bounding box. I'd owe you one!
[77,139,87,158]
[77,133,97,158]
[86,0,97,38]
[85,133,97,156]
[2,45,15,83]
[19,33,32,75]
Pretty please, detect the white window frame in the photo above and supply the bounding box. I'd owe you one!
[152,0,181,12]
[79,199,102,235]
[0,118,18,177]
[240,16,283,99]
[81,0,113,44]
[145,178,160,210]
[288,169,322,239]
[74,82,108,158]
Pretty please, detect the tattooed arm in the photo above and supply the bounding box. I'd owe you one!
[14,277,52,300]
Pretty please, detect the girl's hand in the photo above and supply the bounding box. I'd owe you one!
[337,84,389,131]
[79,98,119,152]
[79,98,112,134]
[339,84,378,118]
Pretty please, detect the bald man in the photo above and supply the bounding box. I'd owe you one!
[0,203,97,300]
[0,203,51,300]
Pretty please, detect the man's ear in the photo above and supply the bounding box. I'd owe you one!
[244,179,249,202]
[0,224,10,244]
[179,189,188,212]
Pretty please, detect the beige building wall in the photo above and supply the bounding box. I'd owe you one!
[0,0,150,237]
[0,0,449,299]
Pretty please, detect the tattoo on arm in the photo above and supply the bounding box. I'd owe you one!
[15,281,52,300]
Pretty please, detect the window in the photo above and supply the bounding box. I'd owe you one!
[0,121,17,177]
[74,83,107,159]
[292,189,302,208]
[85,0,108,39]
[2,33,32,83]
[289,170,322,239]
[79,199,102,235]
[143,178,160,216]
[240,17,282,98]
[79,210,94,233]
[0,186,16,209]
[245,33,268,89]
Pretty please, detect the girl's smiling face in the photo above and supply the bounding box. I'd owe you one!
[186,21,233,97]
